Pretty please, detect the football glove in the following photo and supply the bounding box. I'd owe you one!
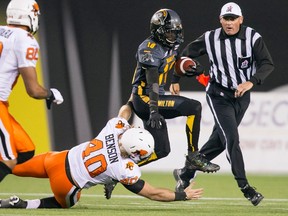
[46,88,64,110]
[184,60,204,77]
[147,110,165,129]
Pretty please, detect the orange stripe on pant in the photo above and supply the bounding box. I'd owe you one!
[13,150,82,208]
[0,101,35,161]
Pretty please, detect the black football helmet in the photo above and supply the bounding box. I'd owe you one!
[150,9,184,48]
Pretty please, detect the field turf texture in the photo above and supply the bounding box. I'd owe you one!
[0,172,287,216]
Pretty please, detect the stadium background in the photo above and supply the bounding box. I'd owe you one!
[0,0,287,173]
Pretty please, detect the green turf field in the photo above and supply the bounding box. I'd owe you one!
[0,172,287,216]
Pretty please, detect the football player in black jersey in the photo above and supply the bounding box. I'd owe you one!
[104,9,220,199]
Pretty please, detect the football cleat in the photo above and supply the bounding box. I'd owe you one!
[241,184,264,206]
[186,153,220,173]
[104,181,118,199]
[173,168,196,192]
[0,195,27,208]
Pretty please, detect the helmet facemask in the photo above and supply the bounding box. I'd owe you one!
[163,27,184,47]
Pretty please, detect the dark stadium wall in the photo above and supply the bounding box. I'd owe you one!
[38,0,288,149]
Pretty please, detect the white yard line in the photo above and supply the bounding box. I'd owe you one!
[1,192,288,202]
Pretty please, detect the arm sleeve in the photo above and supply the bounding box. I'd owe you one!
[181,33,207,58]
[145,66,159,112]
[171,33,207,84]
[123,179,145,194]
[250,37,274,85]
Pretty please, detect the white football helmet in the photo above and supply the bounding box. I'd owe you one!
[6,0,40,34]
[119,128,155,163]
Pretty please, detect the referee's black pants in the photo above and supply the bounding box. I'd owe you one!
[200,83,250,188]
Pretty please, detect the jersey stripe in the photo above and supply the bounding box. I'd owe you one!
[0,119,13,160]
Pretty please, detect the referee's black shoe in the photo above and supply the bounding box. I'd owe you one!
[241,184,264,206]
[186,153,220,173]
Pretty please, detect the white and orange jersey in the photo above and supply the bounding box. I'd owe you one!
[68,117,141,189]
[0,25,39,101]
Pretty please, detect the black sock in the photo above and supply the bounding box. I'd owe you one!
[39,197,62,208]
[0,162,12,182]
[188,151,199,158]
[180,167,196,181]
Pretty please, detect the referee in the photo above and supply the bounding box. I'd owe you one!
[171,2,274,206]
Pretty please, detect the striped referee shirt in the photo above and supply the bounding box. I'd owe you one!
[182,25,274,90]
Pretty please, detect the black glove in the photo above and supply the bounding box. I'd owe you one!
[46,88,64,110]
[185,60,204,77]
[46,92,54,110]
[147,111,165,129]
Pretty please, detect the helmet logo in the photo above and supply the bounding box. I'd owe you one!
[151,9,168,26]
[115,120,125,128]
[32,3,40,16]
[139,149,148,156]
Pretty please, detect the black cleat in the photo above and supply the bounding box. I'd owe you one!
[104,181,117,199]
[173,168,196,192]
[186,153,220,173]
[0,195,27,208]
[241,184,264,206]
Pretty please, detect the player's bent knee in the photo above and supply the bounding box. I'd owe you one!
[155,149,170,159]
[179,99,202,115]
[17,150,35,164]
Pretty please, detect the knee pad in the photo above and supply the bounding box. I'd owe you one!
[145,123,171,160]
[17,150,35,164]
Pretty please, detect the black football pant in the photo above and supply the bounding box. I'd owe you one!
[200,83,250,187]
[132,93,202,166]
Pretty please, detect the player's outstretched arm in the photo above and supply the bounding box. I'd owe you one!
[137,181,203,202]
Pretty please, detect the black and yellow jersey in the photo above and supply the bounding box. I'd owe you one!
[132,36,179,96]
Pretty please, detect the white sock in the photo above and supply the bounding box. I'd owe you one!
[26,199,41,209]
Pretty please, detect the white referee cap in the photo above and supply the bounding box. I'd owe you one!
[220,2,242,18]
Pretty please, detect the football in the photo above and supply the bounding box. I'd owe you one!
[174,57,196,76]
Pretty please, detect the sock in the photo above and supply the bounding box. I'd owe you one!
[180,167,196,181]
[0,161,12,182]
[26,199,41,209]
[38,197,62,208]
[187,151,199,158]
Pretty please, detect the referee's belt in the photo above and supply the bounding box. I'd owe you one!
[211,81,236,93]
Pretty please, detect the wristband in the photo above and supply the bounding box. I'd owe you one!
[149,102,158,113]
[174,192,188,201]
[171,74,181,83]
[126,100,133,108]
[47,89,53,99]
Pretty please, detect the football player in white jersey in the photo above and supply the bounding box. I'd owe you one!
[0,0,64,183]
[0,106,203,209]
